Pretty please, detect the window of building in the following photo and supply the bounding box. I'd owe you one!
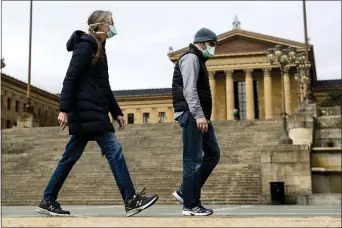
[23,103,26,112]
[15,101,19,112]
[127,113,134,124]
[158,112,165,123]
[253,80,260,119]
[38,108,41,116]
[237,81,246,120]
[6,120,11,128]
[143,113,149,124]
[7,98,11,110]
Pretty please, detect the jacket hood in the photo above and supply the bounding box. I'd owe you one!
[66,30,106,52]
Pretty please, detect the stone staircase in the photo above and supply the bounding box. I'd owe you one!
[2,120,282,206]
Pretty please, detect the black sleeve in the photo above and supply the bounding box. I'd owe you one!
[107,82,123,120]
[59,42,93,113]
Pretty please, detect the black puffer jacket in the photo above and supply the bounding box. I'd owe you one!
[59,30,123,137]
[172,44,212,120]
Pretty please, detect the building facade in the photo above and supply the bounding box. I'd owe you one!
[2,30,339,127]
[115,28,321,123]
[112,88,173,124]
[1,73,60,129]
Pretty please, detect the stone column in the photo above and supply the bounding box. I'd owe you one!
[225,70,234,120]
[245,69,255,120]
[263,68,273,119]
[284,67,292,115]
[209,71,216,120]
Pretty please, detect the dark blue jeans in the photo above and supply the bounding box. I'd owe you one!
[177,111,220,208]
[43,131,135,203]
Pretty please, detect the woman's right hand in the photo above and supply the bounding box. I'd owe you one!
[58,112,68,131]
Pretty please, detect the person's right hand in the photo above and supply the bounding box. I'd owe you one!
[58,112,68,131]
[196,117,208,133]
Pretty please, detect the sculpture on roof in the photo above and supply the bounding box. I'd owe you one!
[168,46,174,53]
[232,15,241,29]
[1,58,5,69]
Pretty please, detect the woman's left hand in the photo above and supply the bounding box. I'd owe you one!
[117,116,127,130]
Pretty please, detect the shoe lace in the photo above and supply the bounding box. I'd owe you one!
[136,188,146,197]
[52,201,61,209]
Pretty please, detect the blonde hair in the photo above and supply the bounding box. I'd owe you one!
[87,10,113,65]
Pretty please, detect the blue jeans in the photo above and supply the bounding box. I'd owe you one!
[43,131,135,203]
[177,111,220,208]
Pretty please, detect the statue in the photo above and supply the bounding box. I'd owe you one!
[1,58,5,69]
[168,46,173,53]
[232,15,241,29]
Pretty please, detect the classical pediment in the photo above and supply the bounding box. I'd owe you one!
[215,35,282,55]
[168,29,307,61]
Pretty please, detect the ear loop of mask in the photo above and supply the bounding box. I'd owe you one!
[89,22,105,34]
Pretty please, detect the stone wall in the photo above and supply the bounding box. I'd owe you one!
[260,145,312,204]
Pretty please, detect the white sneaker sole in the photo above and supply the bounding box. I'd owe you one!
[126,195,159,217]
[35,207,71,217]
[172,191,184,204]
[182,210,213,216]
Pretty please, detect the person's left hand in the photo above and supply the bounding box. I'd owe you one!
[116,115,127,130]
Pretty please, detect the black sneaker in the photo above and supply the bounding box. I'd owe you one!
[125,188,159,217]
[172,190,183,204]
[36,199,70,217]
[182,205,213,216]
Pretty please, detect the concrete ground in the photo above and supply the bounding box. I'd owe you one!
[2,205,341,227]
[2,204,341,218]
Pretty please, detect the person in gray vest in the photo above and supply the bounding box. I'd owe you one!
[171,28,221,216]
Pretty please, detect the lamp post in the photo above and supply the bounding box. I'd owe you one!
[266,45,298,144]
[25,0,33,113]
[302,0,316,103]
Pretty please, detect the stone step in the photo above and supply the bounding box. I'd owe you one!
[314,138,342,147]
[2,120,282,205]
[2,192,262,198]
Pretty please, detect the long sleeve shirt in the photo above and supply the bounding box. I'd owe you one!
[174,53,205,120]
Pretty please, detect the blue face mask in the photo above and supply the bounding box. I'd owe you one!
[106,25,117,39]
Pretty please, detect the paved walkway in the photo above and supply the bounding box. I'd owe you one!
[2,204,341,218]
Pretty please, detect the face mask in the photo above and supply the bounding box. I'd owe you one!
[202,46,215,58]
[89,23,118,39]
[106,25,117,39]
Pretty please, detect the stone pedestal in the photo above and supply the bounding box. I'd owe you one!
[260,145,312,204]
[287,103,318,145]
[16,112,39,128]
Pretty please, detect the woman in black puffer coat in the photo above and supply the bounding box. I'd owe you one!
[35,10,158,218]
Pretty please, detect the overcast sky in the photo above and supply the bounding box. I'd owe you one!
[1,1,341,94]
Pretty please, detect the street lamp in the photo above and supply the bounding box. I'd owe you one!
[302,0,316,104]
[25,0,33,113]
[266,45,300,144]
